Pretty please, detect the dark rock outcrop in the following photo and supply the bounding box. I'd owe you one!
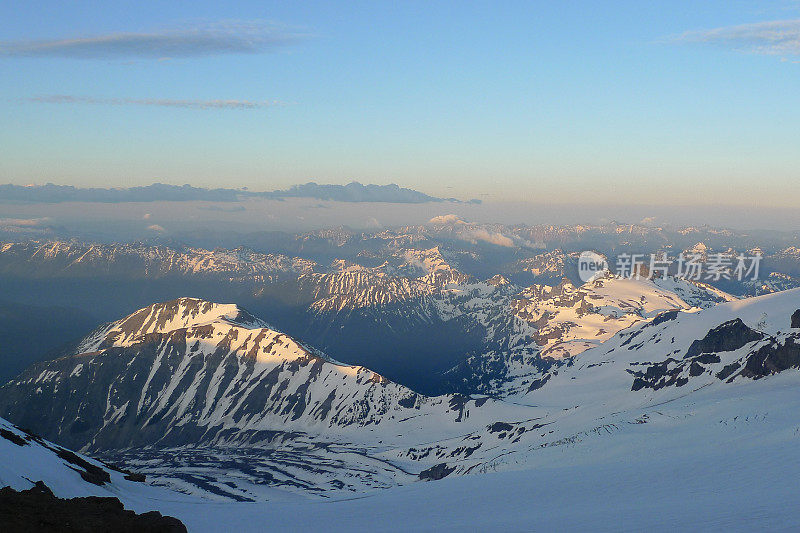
[487,422,514,433]
[419,463,456,481]
[740,339,800,379]
[791,309,800,329]
[651,309,680,326]
[0,481,186,532]
[685,319,762,358]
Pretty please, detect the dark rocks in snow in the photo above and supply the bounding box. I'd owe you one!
[1,422,118,487]
[740,339,800,379]
[791,309,800,329]
[715,362,741,381]
[694,353,721,364]
[398,395,418,408]
[52,448,111,486]
[689,362,705,377]
[527,373,551,392]
[685,319,762,358]
[448,395,469,422]
[419,463,456,481]
[0,427,28,447]
[487,422,514,433]
[651,309,680,326]
[0,481,186,532]
[629,358,681,391]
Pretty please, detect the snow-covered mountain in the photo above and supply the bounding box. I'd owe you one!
[382,288,800,480]
[439,273,733,394]
[0,241,316,282]
[0,235,796,397]
[0,298,513,452]
[2,288,800,520]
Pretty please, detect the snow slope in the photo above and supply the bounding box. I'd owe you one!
[3,289,800,524]
[133,370,800,531]
[147,290,800,530]
[1,298,524,453]
[0,416,181,503]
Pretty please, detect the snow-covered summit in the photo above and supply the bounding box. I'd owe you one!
[78,297,266,352]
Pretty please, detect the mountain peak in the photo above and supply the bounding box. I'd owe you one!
[77,297,265,352]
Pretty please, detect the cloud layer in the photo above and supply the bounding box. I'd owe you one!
[0,182,466,204]
[26,95,277,110]
[0,183,243,203]
[428,214,516,247]
[675,19,800,55]
[269,182,459,203]
[0,21,300,59]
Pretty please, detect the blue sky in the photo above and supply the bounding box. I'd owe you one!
[1,1,799,206]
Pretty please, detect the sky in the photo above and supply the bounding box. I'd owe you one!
[1,1,799,207]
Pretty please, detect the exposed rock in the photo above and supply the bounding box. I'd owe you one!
[487,422,514,433]
[0,427,28,446]
[685,319,762,358]
[651,309,680,326]
[419,463,456,481]
[527,373,551,392]
[791,309,800,329]
[740,339,800,379]
[689,362,705,377]
[0,481,186,532]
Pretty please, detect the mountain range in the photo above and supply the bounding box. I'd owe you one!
[1,225,800,529]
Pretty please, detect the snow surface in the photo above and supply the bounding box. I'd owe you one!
[4,288,800,530]
[0,417,187,505]
[129,371,800,532]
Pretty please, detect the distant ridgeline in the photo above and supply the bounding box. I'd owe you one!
[0,182,480,204]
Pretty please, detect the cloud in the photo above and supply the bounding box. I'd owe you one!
[266,182,462,203]
[460,228,515,247]
[0,217,55,236]
[146,224,165,232]
[428,214,515,247]
[0,181,458,204]
[197,204,246,212]
[674,19,800,55]
[429,214,465,225]
[26,95,279,110]
[0,183,244,203]
[0,21,302,60]
[0,217,51,227]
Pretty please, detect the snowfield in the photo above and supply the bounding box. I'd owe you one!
[2,285,800,530]
[142,371,800,531]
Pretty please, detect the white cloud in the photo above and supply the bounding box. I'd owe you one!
[429,214,465,225]
[429,214,515,247]
[0,21,303,60]
[0,217,51,227]
[460,228,515,247]
[147,224,165,232]
[26,95,280,110]
[674,19,800,55]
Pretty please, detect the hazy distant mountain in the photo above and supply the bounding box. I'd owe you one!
[0,181,472,204]
[0,235,794,394]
